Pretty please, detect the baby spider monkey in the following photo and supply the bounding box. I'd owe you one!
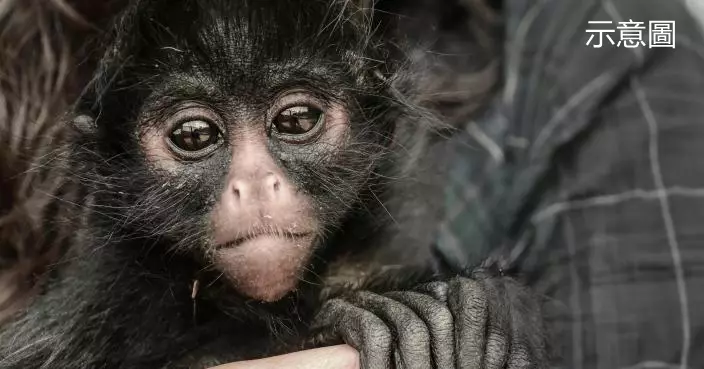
[0,0,546,368]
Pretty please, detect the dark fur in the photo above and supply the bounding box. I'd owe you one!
[0,0,108,323]
[0,1,546,369]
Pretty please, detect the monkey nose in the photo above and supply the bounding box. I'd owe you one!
[229,172,282,203]
[264,172,282,193]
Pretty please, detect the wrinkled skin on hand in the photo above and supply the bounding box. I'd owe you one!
[310,270,548,369]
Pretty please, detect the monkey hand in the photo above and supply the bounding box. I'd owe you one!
[309,271,547,369]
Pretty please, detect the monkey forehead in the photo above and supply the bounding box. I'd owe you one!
[140,67,347,114]
[127,0,372,89]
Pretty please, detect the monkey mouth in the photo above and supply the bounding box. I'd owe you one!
[217,231,313,249]
[213,231,317,302]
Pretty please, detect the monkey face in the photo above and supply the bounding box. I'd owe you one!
[138,91,354,302]
[81,0,393,303]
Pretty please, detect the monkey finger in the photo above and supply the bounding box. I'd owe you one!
[385,291,455,369]
[505,281,547,369]
[414,281,450,302]
[350,291,433,369]
[477,277,512,369]
[311,298,393,369]
[506,334,535,369]
[446,276,490,369]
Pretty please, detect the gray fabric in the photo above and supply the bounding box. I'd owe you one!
[435,0,704,367]
[686,0,704,29]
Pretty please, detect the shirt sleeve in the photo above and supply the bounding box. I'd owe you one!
[435,0,704,367]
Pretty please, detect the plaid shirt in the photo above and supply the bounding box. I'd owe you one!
[435,0,704,367]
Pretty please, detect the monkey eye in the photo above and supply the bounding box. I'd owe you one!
[273,106,324,137]
[168,120,223,158]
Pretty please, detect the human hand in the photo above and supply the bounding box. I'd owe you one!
[209,345,359,369]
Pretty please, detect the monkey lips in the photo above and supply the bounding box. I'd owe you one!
[214,230,316,302]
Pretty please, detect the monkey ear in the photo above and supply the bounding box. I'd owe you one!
[71,114,96,135]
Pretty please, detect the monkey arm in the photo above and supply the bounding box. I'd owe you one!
[309,266,548,369]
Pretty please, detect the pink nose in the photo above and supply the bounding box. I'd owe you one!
[228,172,284,204]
